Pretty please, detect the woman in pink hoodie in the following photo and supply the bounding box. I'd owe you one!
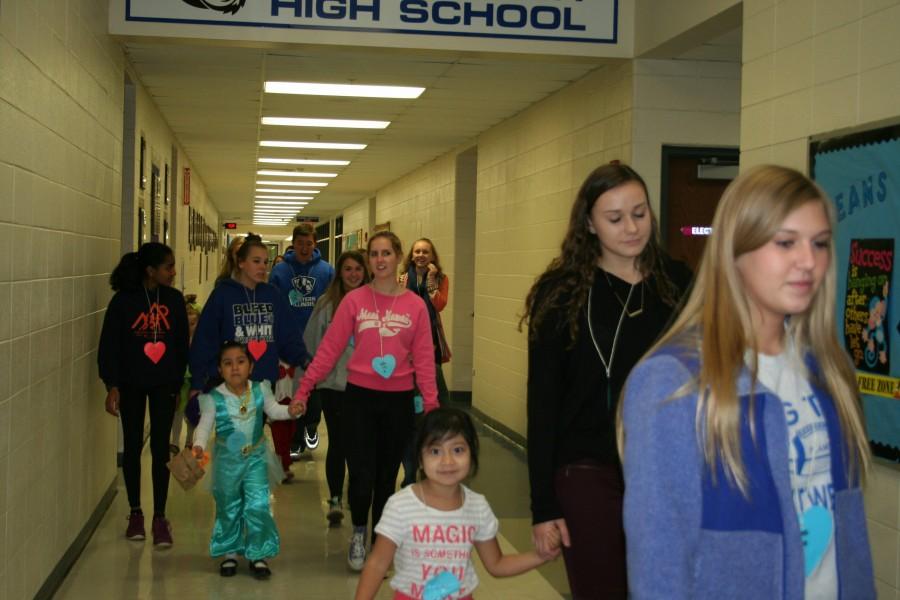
[293,231,438,571]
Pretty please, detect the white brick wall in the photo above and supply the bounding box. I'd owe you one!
[632,58,741,213]
[0,1,222,597]
[132,79,220,303]
[0,1,124,597]
[473,63,633,434]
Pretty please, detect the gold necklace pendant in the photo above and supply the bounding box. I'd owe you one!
[238,386,251,415]
[604,272,644,317]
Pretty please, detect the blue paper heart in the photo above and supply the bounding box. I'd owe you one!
[801,504,833,576]
[372,354,396,379]
[414,394,424,414]
[423,570,460,600]
[288,289,301,307]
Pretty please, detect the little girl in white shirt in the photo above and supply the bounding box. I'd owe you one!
[355,408,555,600]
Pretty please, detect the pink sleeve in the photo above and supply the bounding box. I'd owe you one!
[294,294,356,402]
[411,300,439,412]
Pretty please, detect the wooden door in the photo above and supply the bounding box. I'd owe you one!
[663,154,734,271]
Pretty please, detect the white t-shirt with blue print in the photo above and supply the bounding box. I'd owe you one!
[757,346,837,600]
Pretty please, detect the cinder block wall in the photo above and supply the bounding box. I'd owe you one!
[0,1,124,597]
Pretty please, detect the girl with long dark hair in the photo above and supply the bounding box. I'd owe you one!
[522,164,691,598]
[303,250,370,525]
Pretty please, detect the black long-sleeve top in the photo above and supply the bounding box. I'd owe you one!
[98,285,190,390]
[527,262,691,524]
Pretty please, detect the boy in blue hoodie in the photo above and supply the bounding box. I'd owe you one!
[269,224,335,459]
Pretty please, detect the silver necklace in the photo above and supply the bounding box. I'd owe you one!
[586,283,634,379]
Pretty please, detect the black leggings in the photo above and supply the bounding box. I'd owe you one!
[343,383,414,531]
[119,384,178,515]
[320,388,347,500]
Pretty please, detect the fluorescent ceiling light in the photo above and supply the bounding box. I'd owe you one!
[256,180,328,187]
[261,140,366,150]
[265,81,425,99]
[255,207,308,211]
[259,158,350,166]
[262,117,389,129]
[256,188,320,194]
[255,200,311,205]
[257,170,337,178]
[255,196,308,200]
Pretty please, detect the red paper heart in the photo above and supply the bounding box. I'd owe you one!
[247,339,267,360]
[144,341,166,364]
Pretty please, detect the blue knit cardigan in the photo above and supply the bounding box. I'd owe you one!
[621,344,875,599]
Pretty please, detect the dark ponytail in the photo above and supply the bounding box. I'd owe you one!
[110,242,173,291]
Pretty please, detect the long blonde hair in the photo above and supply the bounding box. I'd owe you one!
[619,165,869,493]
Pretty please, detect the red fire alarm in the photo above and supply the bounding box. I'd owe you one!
[223,222,237,230]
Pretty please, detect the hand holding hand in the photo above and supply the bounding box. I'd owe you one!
[532,519,570,560]
[192,445,204,460]
[289,393,307,417]
[104,387,120,417]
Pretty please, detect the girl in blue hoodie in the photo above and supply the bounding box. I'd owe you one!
[190,234,309,394]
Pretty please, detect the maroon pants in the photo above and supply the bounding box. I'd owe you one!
[270,398,296,471]
[554,461,627,600]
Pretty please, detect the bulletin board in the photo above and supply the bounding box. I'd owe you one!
[810,123,900,462]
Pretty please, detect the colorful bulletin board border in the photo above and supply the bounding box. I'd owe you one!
[811,122,900,462]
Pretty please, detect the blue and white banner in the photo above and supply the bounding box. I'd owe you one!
[113,0,623,56]
[812,132,900,455]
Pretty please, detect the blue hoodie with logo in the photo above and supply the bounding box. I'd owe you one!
[189,277,310,390]
[269,247,334,334]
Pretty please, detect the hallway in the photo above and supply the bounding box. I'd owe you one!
[52,415,569,599]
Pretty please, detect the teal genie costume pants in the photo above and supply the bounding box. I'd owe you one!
[208,384,280,560]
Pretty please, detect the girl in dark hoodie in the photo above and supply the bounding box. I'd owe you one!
[98,242,189,547]
[190,234,309,394]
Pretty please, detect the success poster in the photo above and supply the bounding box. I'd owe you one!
[812,125,900,460]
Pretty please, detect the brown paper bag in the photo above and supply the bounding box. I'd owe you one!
[167,448,205,490]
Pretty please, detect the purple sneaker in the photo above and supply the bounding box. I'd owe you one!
[125,512,145,541]
[152,516,173,548]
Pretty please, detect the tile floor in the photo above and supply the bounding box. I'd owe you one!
[53,415,571,599]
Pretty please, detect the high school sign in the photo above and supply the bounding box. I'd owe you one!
[110,0,628,57]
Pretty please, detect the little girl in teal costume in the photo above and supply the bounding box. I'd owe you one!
[193,341,303,578]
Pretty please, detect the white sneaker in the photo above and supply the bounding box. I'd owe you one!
[348,530,367,571]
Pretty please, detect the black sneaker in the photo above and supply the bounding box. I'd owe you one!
[327,497,344,526]
[289,445,304,461]
[304,428,319,450]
